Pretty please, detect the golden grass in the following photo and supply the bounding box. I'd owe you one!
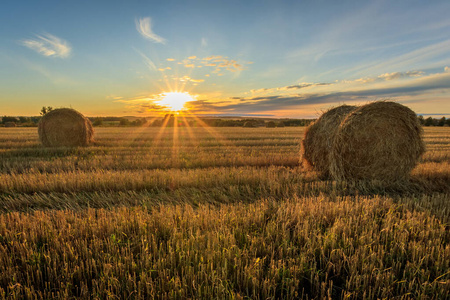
[0,126,448,298]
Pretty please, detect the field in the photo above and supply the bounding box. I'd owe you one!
[0,126,449,299]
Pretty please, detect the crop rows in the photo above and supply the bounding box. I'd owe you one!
[0,126,449,299]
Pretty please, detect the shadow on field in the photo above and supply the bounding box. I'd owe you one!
[1,147,104,159]
[1,168,448,217]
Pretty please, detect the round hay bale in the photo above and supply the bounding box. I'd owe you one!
[301,105,357,176]
[329,101,424,181]
[38,108,94,147]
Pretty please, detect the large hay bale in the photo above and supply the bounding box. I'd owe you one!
[38,108,94,147]
[329,101,424,181]
[301,105,357,176]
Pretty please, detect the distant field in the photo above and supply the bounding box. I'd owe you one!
[0,127,449,299]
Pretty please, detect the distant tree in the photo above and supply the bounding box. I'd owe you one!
[438,117,446,127]
[424,117,434,126]
[131,118,147,126]
[243,121,256,128]
[446,118,450,127]
[139,117,148,126]
[119,118,130,126]
[40,106,53,116]
[266,121,276,128]
[92,118,103,126]
[2,116,19,124]
[417,115,425,125]
[18,116,29,123]
[276,121,285,128]
[151,119,163,127]
[30,116,41,124]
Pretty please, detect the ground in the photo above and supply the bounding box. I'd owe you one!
[0,127,449,299]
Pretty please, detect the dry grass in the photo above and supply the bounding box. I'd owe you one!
[0,126,449,299]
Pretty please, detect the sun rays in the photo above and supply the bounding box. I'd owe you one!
[121,110,234,165]
[121,57,232,158]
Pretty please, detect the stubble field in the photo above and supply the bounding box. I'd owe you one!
[0,126,449,299]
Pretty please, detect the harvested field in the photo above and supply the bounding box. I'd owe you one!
[0,126,449,299]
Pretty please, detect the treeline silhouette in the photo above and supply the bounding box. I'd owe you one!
[2,114,449,127]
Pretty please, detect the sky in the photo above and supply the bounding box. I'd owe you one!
[1,0,450,118]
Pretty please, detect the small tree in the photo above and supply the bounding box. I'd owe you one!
[424,117,434,126]
[93,118,103,126]
[2,116,19,124]
[266,121,276,128]
[119,118,130,126]
[417,115,425,125]
[19,116,29,123]
[40,106,53,116]
[243,121,256,128]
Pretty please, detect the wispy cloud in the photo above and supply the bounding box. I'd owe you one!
[21,33,71,58]
[113,67,450,117]
[19,57,75,84]
[133,48,157,71]
[186,69,450,116]
[250,82,331,95]
[135,17,166,44]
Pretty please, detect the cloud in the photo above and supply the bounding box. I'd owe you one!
[19,58,75,84]
[445,66,450,72]
[136,17,166,44]
[228,71,450,113]
[114,69,450,116]
[177,76,204,83]
[250,82,331,95]
[134,48,157,71]
[166,58,175,61]
[190,78,205,83]
[201,38,208,47]
[377,71,424,81]
[21,33,71,58]
[114,96,166,114]
[188,69,450,116]
[351,71,424,83]
[280,82,331,90]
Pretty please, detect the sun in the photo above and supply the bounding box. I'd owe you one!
[158,92,194,112]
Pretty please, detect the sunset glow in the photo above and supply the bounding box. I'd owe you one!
[158,92,195,112]
[1,1,449,117]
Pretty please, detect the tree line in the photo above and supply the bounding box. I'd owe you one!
[2,109,449,127]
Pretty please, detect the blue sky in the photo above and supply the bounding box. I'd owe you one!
[1,0,450,117]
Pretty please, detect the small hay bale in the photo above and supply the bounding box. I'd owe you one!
[38,108,94,147]
[301,105,357,176]
[329,101,424,182]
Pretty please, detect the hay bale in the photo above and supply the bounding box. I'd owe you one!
[38,108,94,147]
[301,105,357,176]
[329,101,424,181]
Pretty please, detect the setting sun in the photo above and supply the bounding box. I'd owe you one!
[158,92,194,111]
